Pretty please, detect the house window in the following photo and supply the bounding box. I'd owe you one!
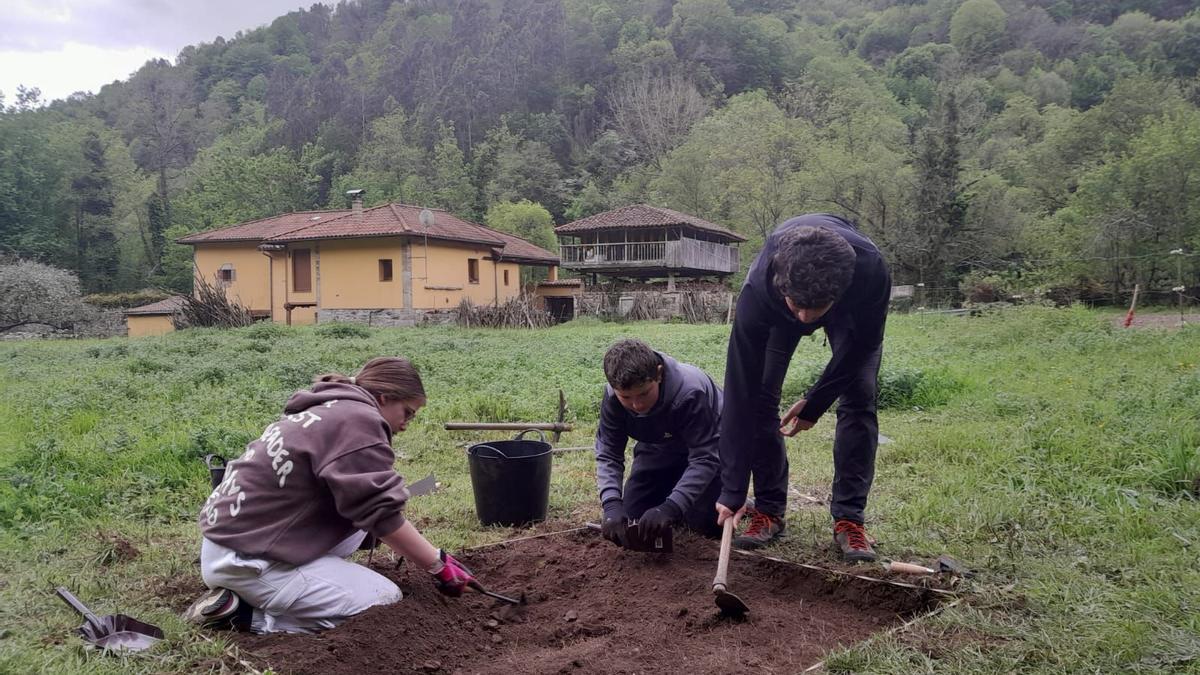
[217,264,234,284]
[503,269,510,286]
[292,249,312,292]
[467,258,479,284]
[379,259,393,282]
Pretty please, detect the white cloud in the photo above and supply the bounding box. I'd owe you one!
[0,42,170,103]
[0,0,318,104]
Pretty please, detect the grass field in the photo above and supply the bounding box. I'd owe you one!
[1,307,1198,673]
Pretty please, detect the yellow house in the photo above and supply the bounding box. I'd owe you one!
[127,198,559,334]
[124,295,185,337]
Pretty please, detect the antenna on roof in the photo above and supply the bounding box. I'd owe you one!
[419,209,434,228]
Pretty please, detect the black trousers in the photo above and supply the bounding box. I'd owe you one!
[752,330,882,524]
[623,443,722,538]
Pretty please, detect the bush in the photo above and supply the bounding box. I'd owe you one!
[83,290,171,309]
[782,363,964,410]
[1043,276,1107,306]
[0,258,92,333]
[245,321,288,340]
[316,322,371,339]
[959,271,1015,304]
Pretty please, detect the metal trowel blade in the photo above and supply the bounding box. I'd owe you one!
[624,523,673,553]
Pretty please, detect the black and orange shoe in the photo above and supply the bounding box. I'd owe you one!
[733,508,785,550]
[833,519,877,562]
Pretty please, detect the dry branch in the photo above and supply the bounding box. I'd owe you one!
[456,295,553,329]
[174,275,254,329]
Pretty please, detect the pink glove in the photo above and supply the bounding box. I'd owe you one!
[430,549,475,597]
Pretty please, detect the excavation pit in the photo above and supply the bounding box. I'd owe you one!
[236,528,945,674]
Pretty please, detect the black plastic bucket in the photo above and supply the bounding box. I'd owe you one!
[204,454,227,489]
[467,430,553,527]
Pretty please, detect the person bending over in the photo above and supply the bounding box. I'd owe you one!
[716,214,890,561]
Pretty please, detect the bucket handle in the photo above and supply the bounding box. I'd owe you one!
[204,454,227,471]
[512,428,548,444]
[472,444,511,460]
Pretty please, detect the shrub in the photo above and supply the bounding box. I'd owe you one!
[245,321,288,340]
[0,258,92,333]
[316,322,371,339]
[83,290,171,309]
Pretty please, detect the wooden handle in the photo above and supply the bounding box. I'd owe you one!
[886,561,936,575]
[712,518,735,592]
[444,422,573,432]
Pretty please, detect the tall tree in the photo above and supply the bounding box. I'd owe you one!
[608,69,710,169]
[70,131,118,291]
[122,60,198,273]
[904,91,970,285]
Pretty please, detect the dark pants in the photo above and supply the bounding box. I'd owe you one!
[624,443,722,538]
[752,329,882,524]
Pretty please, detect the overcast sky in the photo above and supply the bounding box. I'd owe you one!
[1,0,319,104]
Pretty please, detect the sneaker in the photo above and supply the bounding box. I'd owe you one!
[833,520,877,562]
[733,509,785,550]
[183,588,247,629]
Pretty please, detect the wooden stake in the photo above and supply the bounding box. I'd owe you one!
[1123,283,1140,328]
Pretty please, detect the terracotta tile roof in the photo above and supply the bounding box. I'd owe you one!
[537,279,583,287]
[124,295,186,315]
[179,203,559,265]
[554,204,746,242]
[267,204,508,247]
[176,210,351,243]
[486,228,560,265]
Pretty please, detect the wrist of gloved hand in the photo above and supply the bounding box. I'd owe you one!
[602,498,626,522]
[429,549,475,597]
[600,498,629,546]
[637,500,682,538]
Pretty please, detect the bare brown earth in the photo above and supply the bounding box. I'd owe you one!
[1114,312,1200,329]
[234,529,942,675]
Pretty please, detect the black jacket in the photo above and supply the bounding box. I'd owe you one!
[718,214,890,509]
[594,352,723,513]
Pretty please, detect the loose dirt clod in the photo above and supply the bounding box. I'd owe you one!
[235,530,939,674]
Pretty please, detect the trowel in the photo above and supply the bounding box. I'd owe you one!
[56,587,164,653]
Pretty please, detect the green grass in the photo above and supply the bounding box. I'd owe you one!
[1,307,1198,673]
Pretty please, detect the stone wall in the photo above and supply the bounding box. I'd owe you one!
[317,308,458,327]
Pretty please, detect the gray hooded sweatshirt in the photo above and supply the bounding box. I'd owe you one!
[200,382,409,566]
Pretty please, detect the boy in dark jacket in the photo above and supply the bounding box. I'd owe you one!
[595,339,723,544]
[716,214,890,561]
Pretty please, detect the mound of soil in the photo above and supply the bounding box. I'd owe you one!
[237,530,940,674]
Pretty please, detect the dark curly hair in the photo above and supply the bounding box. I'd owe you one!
[603,339,661,390]
[771,226,856,308]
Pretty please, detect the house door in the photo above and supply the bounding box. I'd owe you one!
[545,297,574,323]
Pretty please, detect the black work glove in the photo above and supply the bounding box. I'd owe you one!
[600,499,629,547]
[637,501,682,540]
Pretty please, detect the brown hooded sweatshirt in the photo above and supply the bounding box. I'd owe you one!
[200,382,409,566]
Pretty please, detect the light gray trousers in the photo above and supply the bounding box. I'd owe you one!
[200,530,401,634]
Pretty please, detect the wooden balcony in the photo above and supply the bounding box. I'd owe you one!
[559,238,739,277]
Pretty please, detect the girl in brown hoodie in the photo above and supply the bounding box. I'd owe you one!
[184,356,474,633]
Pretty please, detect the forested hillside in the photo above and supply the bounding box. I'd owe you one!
[2,0,1199,304]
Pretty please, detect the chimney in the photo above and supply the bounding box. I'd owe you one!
[346,189,365,218]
